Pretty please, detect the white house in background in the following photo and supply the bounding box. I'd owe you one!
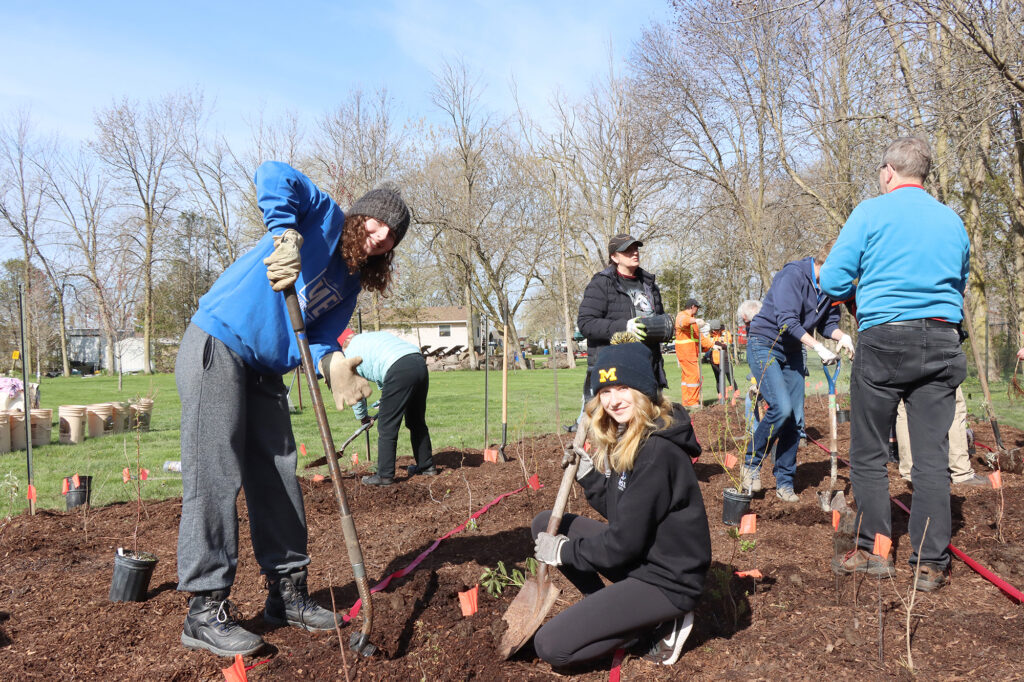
[354,306,477,352]
[67,329,154,373]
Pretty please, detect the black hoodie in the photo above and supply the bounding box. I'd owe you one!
[561,405,711,612]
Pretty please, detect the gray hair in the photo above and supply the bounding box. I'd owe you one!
[881,137,931,180]
[736,299,762,324]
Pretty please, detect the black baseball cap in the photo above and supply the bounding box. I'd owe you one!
[608,233,643,254]
[685,297,700,309]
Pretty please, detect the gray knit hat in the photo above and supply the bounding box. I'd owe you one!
[348,184,411,247]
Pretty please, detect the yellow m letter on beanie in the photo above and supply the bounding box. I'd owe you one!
[599,367,618,383]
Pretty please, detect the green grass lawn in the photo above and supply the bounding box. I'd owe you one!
[3,354,1021,514]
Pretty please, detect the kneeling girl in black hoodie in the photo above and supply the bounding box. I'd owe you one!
[531,342,711,669]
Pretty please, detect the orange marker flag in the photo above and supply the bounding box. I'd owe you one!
[62,478,70,495]
[739,514,757,535]
[72,474,81,488]
[872,533,892,558]
[221,654,248,682]
[735,569,762,579]
[483,448,498,463]
[832,510,840,531]
[724,453,738,469]
[458,585,479,616]
[27,484,36,502]
[528,473,541,490]
[140,469,149,481]
[122,467,131,483]
[989,471,1002,489]
[351,452,359,467]
[299,443,306,457]
[312,474,326,483]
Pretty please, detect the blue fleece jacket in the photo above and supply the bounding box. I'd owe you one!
[191,161,359,375]
[344,332,421,420]
[820,186,969,331]
[747,257,841,351]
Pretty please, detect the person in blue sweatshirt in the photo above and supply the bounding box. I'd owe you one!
[338,328,436,486]
[741,246,854,501]
[175,160,410,657]
[531,343,710,670]
[821,136,970,592]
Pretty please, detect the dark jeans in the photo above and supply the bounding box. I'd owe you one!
[530,511,685,667]
[849,322,966,568]
[375,353,433,478]
[744,334,806,490]
[712,355,737,401]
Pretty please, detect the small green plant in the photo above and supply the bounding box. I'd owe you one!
[480,558,538,597]
[728,527,757,552]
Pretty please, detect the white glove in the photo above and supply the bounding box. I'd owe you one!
[626,318,647,340]
[319,352,373,409]
[812,342,838,365]
[835,332,855,358]
[263,229,303,291]
[534,532,568,566]
[699,322,711,335]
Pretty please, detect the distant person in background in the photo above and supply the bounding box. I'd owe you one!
[895,387,989,487]
[674,298,713,410]
[338,329,436,486]
[575,234,668,430]
[704,320,737,403]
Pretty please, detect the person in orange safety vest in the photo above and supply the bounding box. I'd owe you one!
[704,320,737,404]
[674,298,713,409]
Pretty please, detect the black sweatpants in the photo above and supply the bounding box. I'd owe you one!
[530,511,686,667]
[375,353,433,478]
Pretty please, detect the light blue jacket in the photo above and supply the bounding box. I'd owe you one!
[820,186,970,331]
[192,161,359,375]
[345,331,421,420]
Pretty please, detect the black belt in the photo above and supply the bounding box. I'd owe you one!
[883,318,956,329]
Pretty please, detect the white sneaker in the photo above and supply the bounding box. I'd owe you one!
[776,486,800,503]
[642,611,694,666]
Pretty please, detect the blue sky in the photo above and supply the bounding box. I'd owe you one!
[1,1,672,144]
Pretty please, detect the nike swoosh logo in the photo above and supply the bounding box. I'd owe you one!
[662,623,680,647]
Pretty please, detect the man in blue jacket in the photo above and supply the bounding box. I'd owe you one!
[175,161,409,656]
[742,247,854,501]
[821,137,969,592]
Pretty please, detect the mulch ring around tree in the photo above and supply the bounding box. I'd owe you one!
[1,400,1022,680]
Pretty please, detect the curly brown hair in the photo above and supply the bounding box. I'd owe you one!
[341,214,395,294]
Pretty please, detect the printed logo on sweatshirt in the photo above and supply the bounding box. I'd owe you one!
[617,472,628,491]
[300,270,342,322]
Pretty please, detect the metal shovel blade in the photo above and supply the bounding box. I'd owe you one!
[497,571,561,659]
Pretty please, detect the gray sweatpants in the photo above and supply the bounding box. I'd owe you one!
[175,323,310,593]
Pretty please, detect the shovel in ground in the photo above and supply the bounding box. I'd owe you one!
[817,360,842,513]
[498,423,585,658]
[282,286,377,657]
[304,417,375,470]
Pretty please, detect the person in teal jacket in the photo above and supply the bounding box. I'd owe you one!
[339,329,436,486]
[175,160,410,657]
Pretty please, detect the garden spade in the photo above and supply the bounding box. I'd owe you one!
[498,423,585,658]
[817,360,842,513]
[282,286,377,657]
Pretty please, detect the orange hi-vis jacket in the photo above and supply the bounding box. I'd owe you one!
[709,330,732,365]
[675,310,713,406]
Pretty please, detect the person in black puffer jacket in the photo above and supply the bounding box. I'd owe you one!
[531,343,711,670]
[576,234,667,416]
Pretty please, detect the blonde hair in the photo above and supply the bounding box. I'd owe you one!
[585,389,674,474]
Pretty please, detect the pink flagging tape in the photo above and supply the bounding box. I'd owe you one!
[808,435,1023,602]
[608,647,626,681]
[340,483,538,622]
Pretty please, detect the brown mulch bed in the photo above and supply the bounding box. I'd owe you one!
[1,400,1022,680]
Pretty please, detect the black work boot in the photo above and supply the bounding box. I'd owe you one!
[264,569,340,631]
[181,591,265,657]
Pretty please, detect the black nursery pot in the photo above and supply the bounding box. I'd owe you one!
[109,550,158,602]
[836,409,851,424]
[65,475,92,510]
[722,487,753,526]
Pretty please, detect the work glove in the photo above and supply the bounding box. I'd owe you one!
[360,414,373,426]
[561,444,595,481]
[699,322,711,335]
[812,342,839,366]
[534,532,568,566]
[263,229,303,292]
[626,317,647,341]
[319,352,373,410]
[836,332,855,359]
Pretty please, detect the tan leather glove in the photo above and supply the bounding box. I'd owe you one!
[262,229,303,292]
[319,352,372,410]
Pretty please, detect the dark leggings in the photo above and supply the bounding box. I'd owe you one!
[530,511,686,667]
[375,354,433,478]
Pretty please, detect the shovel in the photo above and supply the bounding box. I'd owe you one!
[817,359,842,513]
[498,423,584,658]
[499,323,509,462]
[304,417,375,470]
[282,285,377,657]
